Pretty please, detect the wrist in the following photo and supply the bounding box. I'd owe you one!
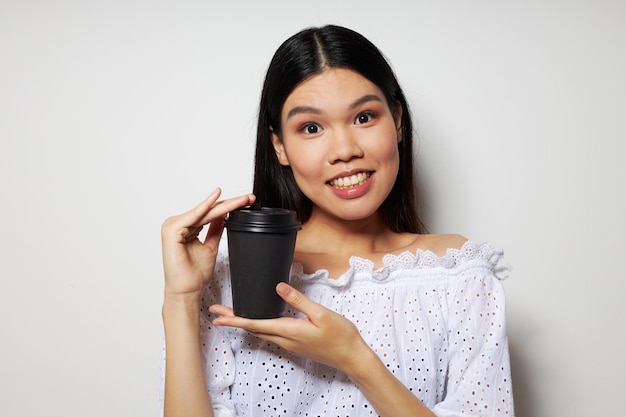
[341,341,382,382]
[162,292,203,324]
[343,347,436,417]
[163,287,203,306]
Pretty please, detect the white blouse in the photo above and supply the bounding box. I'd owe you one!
[159,238,514,417]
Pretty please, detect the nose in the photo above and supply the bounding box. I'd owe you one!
[327,128,364,164]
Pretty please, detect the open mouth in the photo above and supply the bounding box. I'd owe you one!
[328,171,373,189]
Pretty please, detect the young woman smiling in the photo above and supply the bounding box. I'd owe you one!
[160,25,514,417]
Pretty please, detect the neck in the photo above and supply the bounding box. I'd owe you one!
[297,209,398,257]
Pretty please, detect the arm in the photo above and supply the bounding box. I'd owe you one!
[160,188,255,417]
[211,283,436,417]
[163,295,214,417]
[341,340,437,417]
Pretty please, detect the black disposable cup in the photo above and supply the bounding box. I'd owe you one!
[223,207,301,319]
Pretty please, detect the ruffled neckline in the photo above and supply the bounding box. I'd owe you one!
[290,240,510,287]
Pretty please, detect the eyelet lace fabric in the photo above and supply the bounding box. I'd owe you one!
[159,239,515,417]
[290,240,510,287]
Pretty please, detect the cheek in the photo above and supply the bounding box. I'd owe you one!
[371,134,401,164]
[373,137,401,185]
[283,145,324,183]
[384,141,400,160]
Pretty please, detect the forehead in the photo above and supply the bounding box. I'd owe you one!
[282,68,387,114]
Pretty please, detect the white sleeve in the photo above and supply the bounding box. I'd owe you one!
[158,339,166,417]
[433,270,514,416]
[199,312,237,416]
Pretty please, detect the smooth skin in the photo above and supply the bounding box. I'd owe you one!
[162,69,463,416]
[161,188,255,417]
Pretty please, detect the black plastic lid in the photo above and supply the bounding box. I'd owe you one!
[224,207,302,233]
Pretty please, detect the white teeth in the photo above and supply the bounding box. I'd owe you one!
[330,172,371,189]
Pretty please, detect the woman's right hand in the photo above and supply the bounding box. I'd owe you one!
[161,188,256,300]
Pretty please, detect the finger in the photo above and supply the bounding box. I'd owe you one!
[187,187,223,226]
[276,283,325,322]
[210,312,290,347]
[203,214,225,246]
[202,193,255,246]
[196,193,256,227]
[161,188,222,246]
[208,304,235,317]
[165,190,251,237]
[212,314,294,338]
[209,304,290,332]
[162,188,221,233]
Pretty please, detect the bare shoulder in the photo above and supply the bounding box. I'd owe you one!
[412,233,468,257]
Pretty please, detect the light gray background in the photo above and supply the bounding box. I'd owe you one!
[1,1,624,416]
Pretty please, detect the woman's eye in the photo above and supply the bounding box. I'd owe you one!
[355,112,374,125]
[301,123,322,134]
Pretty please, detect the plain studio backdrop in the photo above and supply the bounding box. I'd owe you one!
[1,1,624,416]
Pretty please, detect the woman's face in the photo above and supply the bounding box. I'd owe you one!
[272,68,402,223]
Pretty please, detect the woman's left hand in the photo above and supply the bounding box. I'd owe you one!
[210,282,369,373]
[211,282,436,417]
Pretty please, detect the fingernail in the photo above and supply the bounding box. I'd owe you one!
[276,282,289,296]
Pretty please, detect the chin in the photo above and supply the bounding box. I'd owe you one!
[328,205,382,223]
[308,191,387,223]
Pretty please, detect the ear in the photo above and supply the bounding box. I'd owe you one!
[393,101,404,143]
[270,127,290,166]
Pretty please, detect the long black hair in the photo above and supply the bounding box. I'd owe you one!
[253,25,426,234]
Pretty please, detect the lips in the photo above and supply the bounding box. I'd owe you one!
[328,171,372,189]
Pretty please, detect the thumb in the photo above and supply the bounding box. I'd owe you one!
[276,282,319,318]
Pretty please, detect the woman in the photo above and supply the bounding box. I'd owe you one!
[160,25,514,416]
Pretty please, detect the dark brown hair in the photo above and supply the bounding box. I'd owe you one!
[253,25,426,233]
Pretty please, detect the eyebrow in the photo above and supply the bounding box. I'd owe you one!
[285,94,384,120]
[349,94,383,110]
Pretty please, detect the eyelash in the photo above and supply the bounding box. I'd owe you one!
[299,123,322,134]
[298,111,378,134]
[355,111,377,125]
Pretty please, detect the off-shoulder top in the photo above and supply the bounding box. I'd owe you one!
[159,237,514,417]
